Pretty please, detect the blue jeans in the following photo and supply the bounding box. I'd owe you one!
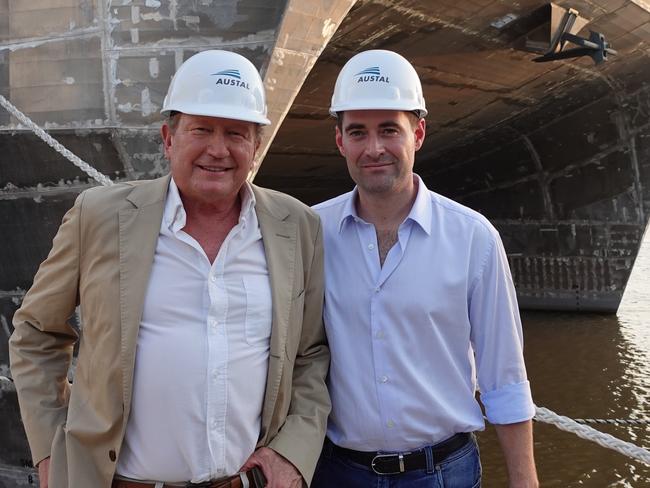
[311,436,481,488]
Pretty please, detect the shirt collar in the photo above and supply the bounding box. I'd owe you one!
[163,178,186,233]
[406,174,432,235]
[337,187,361,233]
[164,178,257,233]
[337,174,432,235]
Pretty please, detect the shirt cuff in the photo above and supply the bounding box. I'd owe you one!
[481,380,536,424]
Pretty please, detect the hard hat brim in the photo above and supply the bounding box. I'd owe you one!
[161,103,271,125]
[329,102,428,118]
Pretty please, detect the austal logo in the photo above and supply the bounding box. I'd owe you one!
[211,69,250,89]
[355,66,389,83]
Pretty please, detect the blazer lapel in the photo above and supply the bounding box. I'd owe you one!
[253,186,297,437]
[118,175,169,414]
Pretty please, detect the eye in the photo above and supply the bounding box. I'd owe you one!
[382,127,399,135]
[348,130,365,138]
[190,127,210,134]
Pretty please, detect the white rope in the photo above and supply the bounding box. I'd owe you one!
[574,417,650,426]
[0,94,114,187]
[535,406,650,466]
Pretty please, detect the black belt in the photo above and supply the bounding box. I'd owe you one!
[328,432,471,475]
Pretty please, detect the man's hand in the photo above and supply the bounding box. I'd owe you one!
[241,447,303,488]
[38,457,50,488]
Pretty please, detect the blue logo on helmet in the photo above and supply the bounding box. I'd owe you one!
[212,69,241,79]
[211,69,250,89]
[355,66,389,83]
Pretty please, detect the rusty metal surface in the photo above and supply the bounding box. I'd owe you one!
[258,0,650,312]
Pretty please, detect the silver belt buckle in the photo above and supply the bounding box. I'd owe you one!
[371,452,407,475]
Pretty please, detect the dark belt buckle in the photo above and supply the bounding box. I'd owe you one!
[371,452,407,475]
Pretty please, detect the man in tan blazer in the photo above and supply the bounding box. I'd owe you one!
[9,50,329,488]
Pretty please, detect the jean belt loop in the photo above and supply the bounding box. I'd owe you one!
[424,445,434,474]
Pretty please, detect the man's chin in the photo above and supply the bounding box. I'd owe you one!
[357,176,397,195]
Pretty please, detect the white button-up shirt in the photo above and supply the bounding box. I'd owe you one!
[116,179,272,483]
[313,175,535,452]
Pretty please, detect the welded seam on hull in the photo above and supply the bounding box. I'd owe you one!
[105,34,276,53]
[366,0,504,44]
[98,0,113,127]
[0,27,102,52]
[423,77,650,172]
[522,134,556,221]
[0,183,97,200]
[455,139,645,202]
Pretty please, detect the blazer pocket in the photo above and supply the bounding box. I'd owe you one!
[292,288,305,301]
[284,291,306,361]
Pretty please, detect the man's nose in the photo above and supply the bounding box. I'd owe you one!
[365,134,385,158]
[206,131,229,158]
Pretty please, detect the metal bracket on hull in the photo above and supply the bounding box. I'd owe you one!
[504,3,617,65]
[533,30,617,65]
[528,4,616,65]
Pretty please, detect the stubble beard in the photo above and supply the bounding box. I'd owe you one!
[354,161,409,196]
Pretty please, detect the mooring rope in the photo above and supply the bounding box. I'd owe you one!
[0,94,114,187]
[573,417,650,426]
[534,406,650,466]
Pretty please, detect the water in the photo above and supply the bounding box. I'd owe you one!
[478,235,650,486]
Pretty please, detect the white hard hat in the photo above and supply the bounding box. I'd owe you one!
[330,49,427,118]
[161,49,271,125]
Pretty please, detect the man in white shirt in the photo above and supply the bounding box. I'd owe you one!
[311,50,538,487]
[10,50,330,488]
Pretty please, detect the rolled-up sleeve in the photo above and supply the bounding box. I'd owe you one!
[469,232,536,425]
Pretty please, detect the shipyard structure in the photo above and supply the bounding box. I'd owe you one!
[1,0,650,485]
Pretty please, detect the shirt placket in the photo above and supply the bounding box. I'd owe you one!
[205,224,242,478]
[356,219,413,445]
[353,221,390,442]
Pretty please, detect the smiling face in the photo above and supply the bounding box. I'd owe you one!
[336,110,425,197]
[161,113,258,208]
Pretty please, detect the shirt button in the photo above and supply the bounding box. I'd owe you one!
[368,243,375,250]
[374,287,380,293]
[210,319,218,329]
[379,375,388,383]
[212,370,219,379]
[210,275,216,282]
[387,420,395,428]
[376,331,384,339]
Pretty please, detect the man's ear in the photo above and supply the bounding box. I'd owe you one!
[414,118,426,152]
[161,123,173,158]
[335,125,346,157]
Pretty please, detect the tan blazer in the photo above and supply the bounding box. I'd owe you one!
[9,175,330,488]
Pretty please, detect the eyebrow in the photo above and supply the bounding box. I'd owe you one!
[344,121,400,131]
